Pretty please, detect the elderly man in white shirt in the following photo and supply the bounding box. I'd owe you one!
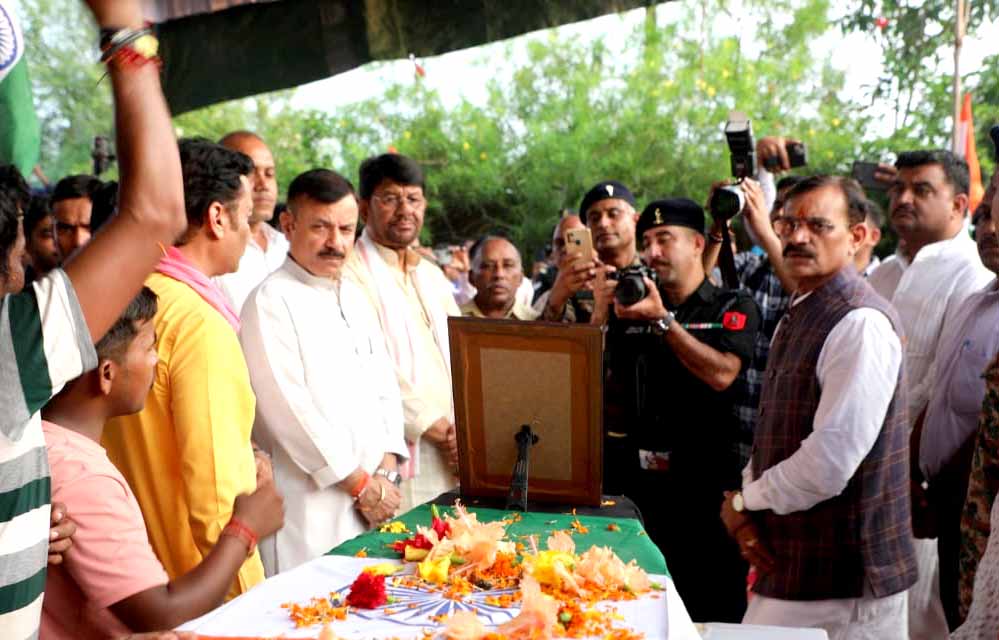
[215,131,290,315]
[344,154,460,511]
[241,169,407,576]
[868,150,993,639]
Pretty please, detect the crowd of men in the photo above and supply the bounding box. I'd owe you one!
[4,2,999,640]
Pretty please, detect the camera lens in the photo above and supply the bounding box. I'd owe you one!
[709,186,745,221]
[614,274,647,307]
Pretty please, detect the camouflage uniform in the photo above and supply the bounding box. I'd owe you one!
[959,354,999,617]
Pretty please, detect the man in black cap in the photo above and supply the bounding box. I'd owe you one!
[593,197,761,622]
[540,180,641,322]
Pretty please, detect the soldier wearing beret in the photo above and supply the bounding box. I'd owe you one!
[592,197,761,622]
[540,180,642,323]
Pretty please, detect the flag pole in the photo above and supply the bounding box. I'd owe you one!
[952,0,968,152]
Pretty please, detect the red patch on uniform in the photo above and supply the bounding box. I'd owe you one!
[723,311,747,330]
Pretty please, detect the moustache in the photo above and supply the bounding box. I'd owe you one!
[319,249,346,259]
[980,236,999,251]
[783,245,816,259]
[892,204,916,217]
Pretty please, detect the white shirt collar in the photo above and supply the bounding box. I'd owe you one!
[281,256,339,291]
[910,228,975,264]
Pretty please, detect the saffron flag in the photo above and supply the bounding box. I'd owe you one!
[0,1,40,175]
[954,93,985,213]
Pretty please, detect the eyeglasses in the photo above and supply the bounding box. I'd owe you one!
[772,216,840,237]
[372,193,426,211]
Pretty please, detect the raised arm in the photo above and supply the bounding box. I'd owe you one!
[65,0,185,343]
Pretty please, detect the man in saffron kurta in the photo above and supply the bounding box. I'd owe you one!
[103,139,265,600]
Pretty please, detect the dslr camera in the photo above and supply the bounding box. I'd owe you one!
[710,111,754,221]
[609,265,659,307]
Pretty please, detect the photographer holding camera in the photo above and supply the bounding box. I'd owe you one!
[701,136,806,468]
[592,197,760,623]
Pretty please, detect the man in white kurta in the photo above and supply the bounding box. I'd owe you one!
[214,132,291,316]
[868,150,993,639]
[241,169,408,576]
[345,154,461,511]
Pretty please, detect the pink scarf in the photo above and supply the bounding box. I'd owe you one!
[155,246,241,332]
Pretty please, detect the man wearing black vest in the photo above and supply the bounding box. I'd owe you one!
[721,175,917,638]
[597,198,760,622]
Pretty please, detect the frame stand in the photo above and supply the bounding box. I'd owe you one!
[505,425,539,511]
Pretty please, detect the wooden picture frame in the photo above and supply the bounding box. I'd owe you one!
[448,317,604,506]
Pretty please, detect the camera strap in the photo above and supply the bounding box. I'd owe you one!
[718,223,739,290]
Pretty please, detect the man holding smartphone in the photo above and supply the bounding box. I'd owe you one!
[540,181,641,322]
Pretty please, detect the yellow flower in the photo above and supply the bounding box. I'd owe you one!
[404,130,412,139]
[378,521,410,534]
[480,152,488,160]
[362,563,404,576]
[462,141,471,151]
[721,69,730,78]
[831,118,841,127]
[522,551,575,587]
[707,86,717,97]
[418,555,451,584]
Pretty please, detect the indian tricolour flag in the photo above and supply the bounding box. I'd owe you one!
[0,1,40,174]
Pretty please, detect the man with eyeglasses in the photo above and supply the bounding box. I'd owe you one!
[865,150,992,640]
[720,175,917,638]
[345,153,460,510]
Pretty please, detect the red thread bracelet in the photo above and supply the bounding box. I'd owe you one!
[350,472,371,500]
[222,517,258,558]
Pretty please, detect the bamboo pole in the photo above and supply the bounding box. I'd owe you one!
[952,0,968,152]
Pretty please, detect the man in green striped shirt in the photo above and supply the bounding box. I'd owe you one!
[0,1,186,637]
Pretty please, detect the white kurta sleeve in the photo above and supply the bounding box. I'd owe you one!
[742,307,902,514]
[241,287,360,490]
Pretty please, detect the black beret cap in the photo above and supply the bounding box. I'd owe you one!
[578,181,636,219]
[637,198,705,238]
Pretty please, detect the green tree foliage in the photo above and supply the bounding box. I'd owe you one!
[18,0,996,260]
[17,0,112,179]
[324,0,880,256]
[841,0,999,175]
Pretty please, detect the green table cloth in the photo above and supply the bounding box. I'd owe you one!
[328,503,669,576]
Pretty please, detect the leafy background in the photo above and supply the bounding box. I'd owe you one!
[15,0,999,260]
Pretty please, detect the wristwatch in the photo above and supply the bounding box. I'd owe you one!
[732,491,745,513]
[374,467,402,487]
[652,311,675,336]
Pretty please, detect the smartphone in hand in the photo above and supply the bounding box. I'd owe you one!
[565,227,594,261]
[852,161,886,192]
